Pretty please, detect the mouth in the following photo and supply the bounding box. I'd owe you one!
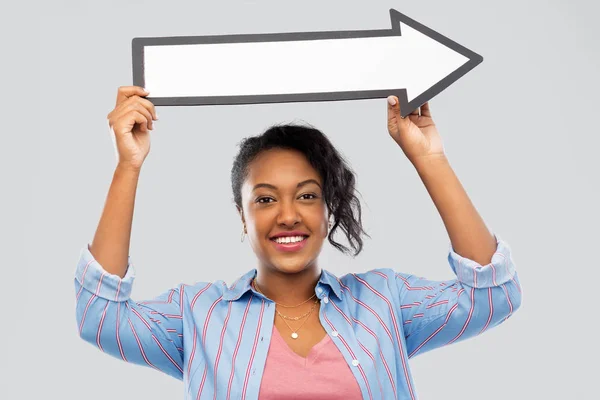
[269,235,309,252]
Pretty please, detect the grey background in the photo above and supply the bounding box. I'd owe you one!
[10,0,599,398]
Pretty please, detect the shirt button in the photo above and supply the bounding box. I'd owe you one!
[323,297,329,304]
[352,359,360,367]
[331,331,338,337]
[316,287,323,293]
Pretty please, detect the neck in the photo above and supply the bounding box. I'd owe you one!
[254,266,321,306]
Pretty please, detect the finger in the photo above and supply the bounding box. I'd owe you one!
[421,102,432,118]
[137,96,158,121]
[113,110,149,135]
[129,110,150,133]
[410,106,420,117]
[387,95,411,135]
[115,100,154,130]
[387,95,403,120]
[116,86,149,106]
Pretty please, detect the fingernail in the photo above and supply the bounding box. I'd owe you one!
[387,96,397,106]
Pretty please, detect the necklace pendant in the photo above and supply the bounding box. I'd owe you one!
[291,332,299,339]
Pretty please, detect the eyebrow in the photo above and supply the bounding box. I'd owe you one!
[252,179,322,192]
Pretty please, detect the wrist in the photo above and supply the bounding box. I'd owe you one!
[411,153,449,171]
[116,163,142,175]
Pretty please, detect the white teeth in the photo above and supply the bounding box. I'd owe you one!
[273,236,306,244]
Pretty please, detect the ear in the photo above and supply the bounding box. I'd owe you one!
[236,205,245,223]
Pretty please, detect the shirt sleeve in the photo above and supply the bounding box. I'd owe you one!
[74,243,184,380]
[396,233,522,358]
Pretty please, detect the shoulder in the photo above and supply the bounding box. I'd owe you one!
[336,268,403,296]
[174,279,230,305]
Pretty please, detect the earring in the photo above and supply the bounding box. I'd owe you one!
[241,225,246,242]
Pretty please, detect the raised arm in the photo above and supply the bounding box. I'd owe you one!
[385,97,523,356]
[74,86,184,378]
[396,234,521,358]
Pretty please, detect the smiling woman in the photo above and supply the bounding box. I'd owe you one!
[231,124,369,288]
[74,86,522,400]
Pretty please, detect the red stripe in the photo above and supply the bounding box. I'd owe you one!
[116,302,127,361]
[213,302,233,400]
[191,283,212,309]
[511,277,521,293]
[426,300,449,309]
[227,294,253,400]
[337,282,393,344]
[96,302,109,351]
[128,305,183,374]
[396,275,434,290]
[138,289,177,305]
[502,285,513,322]
[354,275,415,400]
[186,285,212,382]
[357,342,384,399]
[198,296,223,398]
[75,260,93,301]
[330,297,397,397]
[371,271,388,279]
[78,272,105,334]
[180,284,185,316]
[351,315,397,398]
[114,279,122,301]
[127,317,159,370]
[447,287,476,345]
[187,327,198,379]
[408,288,465,357]
[130,308,152,331]
[322,311,373,400]
[151,335,183,374]
[242,299,265,400]
[479,288,493,334]
[409,303,459,357]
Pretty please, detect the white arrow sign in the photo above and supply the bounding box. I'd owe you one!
[132,9,483,117]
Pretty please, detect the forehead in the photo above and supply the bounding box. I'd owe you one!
[245,148,320,185]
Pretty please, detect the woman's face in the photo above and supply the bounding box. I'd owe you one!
[239,148,329,274]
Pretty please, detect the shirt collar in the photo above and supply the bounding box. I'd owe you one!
[222,268,343,302]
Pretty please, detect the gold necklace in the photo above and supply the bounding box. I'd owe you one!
[252,279,316,308]
[277,299,319,321]
[252,279,318,339]
[278,304,317,339]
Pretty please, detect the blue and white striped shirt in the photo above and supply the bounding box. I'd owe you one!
[74,233,522,399]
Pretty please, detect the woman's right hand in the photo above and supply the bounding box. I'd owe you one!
[107,86,158,171]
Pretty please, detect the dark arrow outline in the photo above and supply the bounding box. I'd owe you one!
[132,8,483,117]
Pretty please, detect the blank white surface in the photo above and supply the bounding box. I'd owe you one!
[144,24,468,101]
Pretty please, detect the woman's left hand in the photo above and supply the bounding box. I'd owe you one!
[386,95,446,164]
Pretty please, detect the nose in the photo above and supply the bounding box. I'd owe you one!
[276,200,301,227]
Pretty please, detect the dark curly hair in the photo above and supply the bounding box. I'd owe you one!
[231,122,370,257]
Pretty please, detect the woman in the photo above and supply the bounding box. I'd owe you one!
[75,86,522,399]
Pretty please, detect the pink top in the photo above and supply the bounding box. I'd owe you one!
[258,325,363,399]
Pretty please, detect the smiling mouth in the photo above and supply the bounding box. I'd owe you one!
[270,236,309,245]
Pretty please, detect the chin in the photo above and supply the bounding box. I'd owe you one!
[272,259,311,274]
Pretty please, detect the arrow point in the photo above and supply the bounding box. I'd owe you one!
[389,8,402,34]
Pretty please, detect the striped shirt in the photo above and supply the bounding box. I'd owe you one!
[74,233,522,399]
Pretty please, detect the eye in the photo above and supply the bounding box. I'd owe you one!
[300,193,318,200]
[256,197,274,204]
